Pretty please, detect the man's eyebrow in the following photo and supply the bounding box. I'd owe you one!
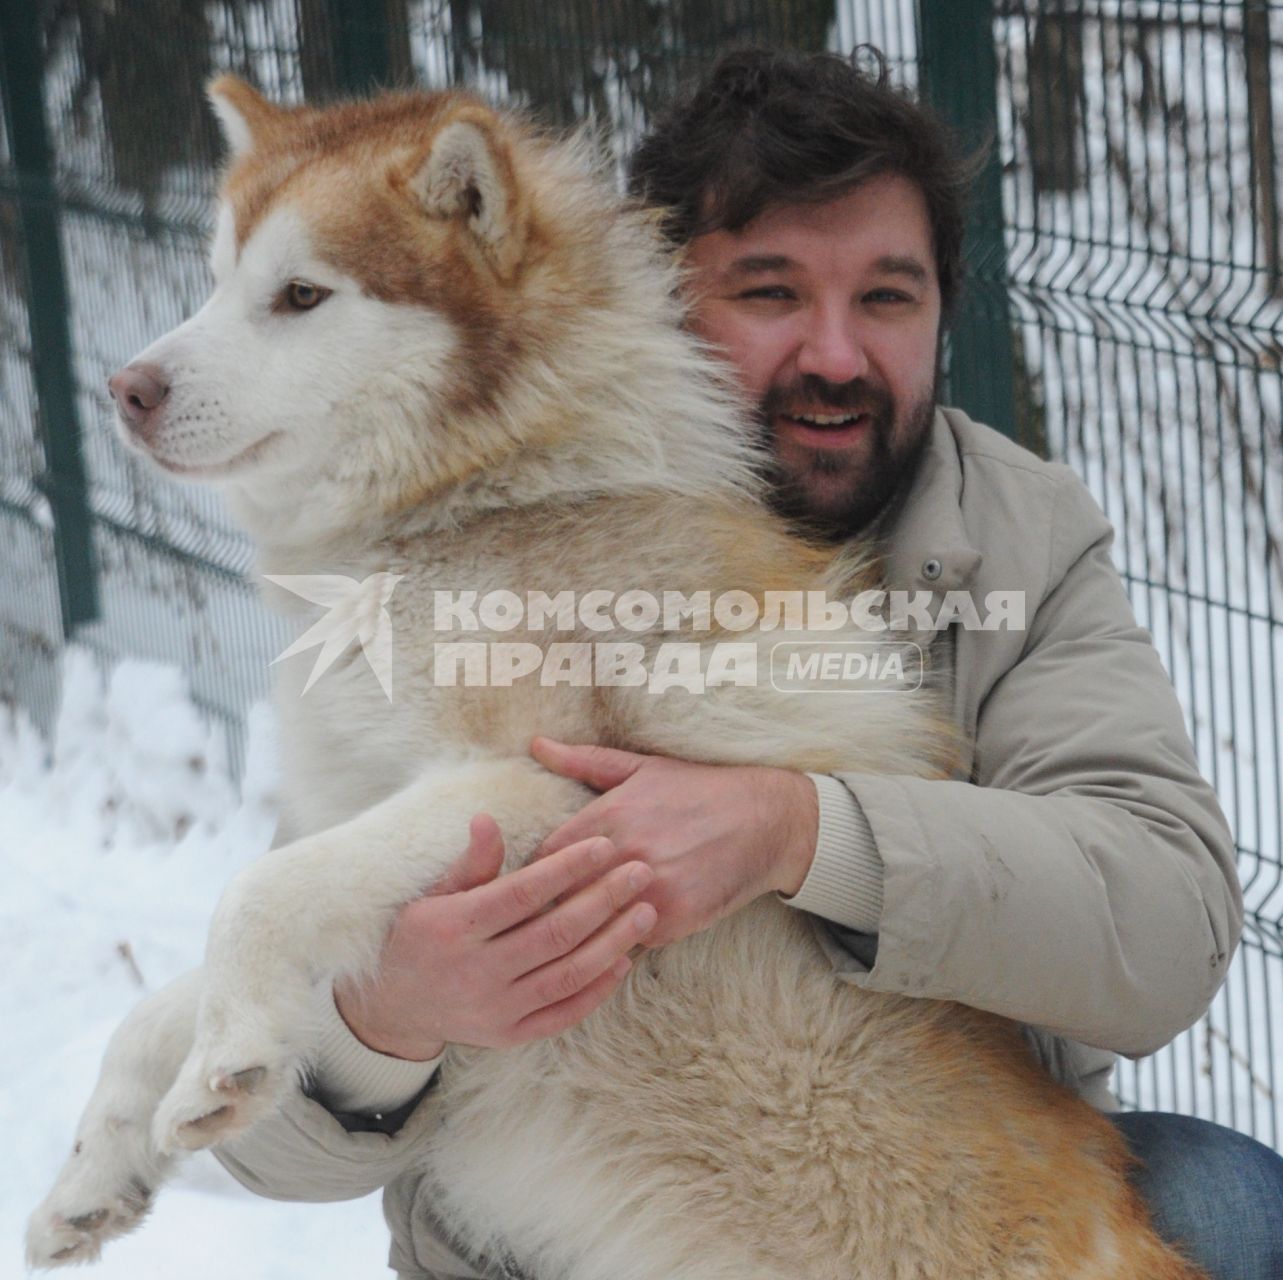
[874,255,930,282]
[720,253,932,282]
[721,254,796,277]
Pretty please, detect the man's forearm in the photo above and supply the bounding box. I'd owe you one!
[822,769,1236,1056]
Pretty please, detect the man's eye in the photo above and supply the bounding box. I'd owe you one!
[737,286,795,302]
[866,289,913,304]
[278,281,333,312]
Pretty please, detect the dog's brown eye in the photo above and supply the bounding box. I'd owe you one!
[283,281,331,311]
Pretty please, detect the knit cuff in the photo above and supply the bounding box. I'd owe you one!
[779,773,884,934]
[311,989,443,1117]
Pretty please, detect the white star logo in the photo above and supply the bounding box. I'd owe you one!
[264,573,403,700]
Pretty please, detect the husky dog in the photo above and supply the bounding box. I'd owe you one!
[27,82,1204,1280]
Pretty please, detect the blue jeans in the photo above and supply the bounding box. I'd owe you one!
[1112,1111,1283,1279]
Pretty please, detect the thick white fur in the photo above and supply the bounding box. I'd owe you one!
[27,90,1202,1279]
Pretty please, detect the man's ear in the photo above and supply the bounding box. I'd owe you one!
[411,108,528,280]
[207,75,281,159]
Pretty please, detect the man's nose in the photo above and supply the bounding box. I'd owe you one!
[108,363,169,445]
[796,308,870,386]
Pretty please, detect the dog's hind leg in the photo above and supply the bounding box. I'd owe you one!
[151,756,589,1153]
[26,969,202,1268]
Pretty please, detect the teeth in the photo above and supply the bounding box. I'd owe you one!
[794,413,860,426]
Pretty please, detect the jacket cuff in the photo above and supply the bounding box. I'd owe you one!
[311,989,442,1117]
[779,773,884,933]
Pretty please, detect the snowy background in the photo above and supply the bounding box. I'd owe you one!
[0,651,388,1278]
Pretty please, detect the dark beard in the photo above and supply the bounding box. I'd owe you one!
[756,374,935,542]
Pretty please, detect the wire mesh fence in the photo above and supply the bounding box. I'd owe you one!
[1,0,1279,1146]
[987,0,1283,1146]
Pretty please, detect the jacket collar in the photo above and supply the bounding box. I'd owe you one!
[874,408,983,595]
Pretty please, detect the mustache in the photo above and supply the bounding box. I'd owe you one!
[759,376,894,419]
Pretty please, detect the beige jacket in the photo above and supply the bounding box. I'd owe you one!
[216,408,1241,1278]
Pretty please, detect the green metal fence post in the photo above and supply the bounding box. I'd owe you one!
[0,0,99,634]
[917,0,1019,442]
[325,0,395,95]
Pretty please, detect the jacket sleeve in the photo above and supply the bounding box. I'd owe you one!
[215,1077,439,1202]
[824,506,1241,1058]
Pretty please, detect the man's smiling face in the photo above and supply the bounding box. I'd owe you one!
[683,173,942,537]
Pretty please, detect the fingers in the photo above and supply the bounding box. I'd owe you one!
[471,835,623,937]
[509,899,657,1038]
[433,814,506,895]
[530,795,609,863]
[508,956,635,1045]
[495,859,654,971]
[531,737,646,792]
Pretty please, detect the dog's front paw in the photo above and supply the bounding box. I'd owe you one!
[27,1139,156,1269]
[152,1047,289,1153]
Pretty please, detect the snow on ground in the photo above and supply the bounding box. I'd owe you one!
[0,648,388,1279]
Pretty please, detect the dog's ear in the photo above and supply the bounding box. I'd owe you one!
[207,76,281,159]
[412,108,528,280]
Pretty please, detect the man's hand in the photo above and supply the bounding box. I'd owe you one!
[334,815,658,1061]
[530,738,819,949]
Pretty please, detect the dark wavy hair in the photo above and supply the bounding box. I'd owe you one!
[629,47,981,319]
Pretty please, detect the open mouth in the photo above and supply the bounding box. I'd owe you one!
[783,411,869,429]
[776,411,872,449]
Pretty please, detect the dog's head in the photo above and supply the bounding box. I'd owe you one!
[110,80,715,544]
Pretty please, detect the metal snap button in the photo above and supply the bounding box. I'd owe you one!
[922,558,943,581]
